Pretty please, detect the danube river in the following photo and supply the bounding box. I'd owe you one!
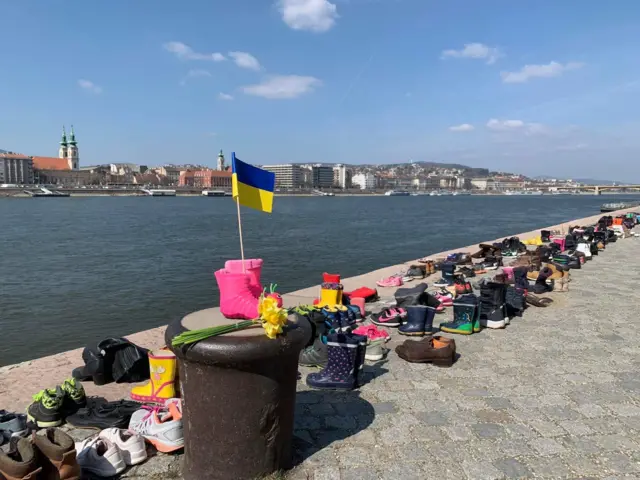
[0,194,628,364]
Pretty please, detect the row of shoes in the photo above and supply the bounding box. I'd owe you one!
[72,398,184,477]
[297,305,390,369]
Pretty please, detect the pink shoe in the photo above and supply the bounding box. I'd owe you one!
[370,307,405,327]
[214,269,259,319]
[353,325,391,342]
[434,293,453,307]
[376,276,403,287]
[502,266,514,282]
[224,259,264,298]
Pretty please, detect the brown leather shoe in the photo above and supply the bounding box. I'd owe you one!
[0,438,42,480]
[395,336,456,366]
[32,429,80,480]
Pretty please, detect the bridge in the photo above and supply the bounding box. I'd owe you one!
[555,185,640,195]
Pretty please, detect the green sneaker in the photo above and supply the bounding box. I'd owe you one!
[27,387,64,427]
[60,378,87,415]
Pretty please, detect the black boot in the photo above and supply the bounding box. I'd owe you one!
[532,267,553,294]
[479,282,507,329]
[506,267,528,317]
[306,333,358,390]
[353,334,367,387]
[399,306,428,336]
[433,262,455,287]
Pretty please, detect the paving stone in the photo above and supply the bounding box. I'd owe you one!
[559,420,594,436]
[608,403,640,417]
[483,397,513,410]
[576,403,607,418]
[528,437,567,456]
[493,457,532,479]
[371,402,397,414]
[415,411,449,426]
[313,466,342,480]
[593,434,639,451]
[460,459,505,480]
[527,419,566,437]
[560,435,601,454]
[339,467,378,480]
[443,425,474,441]
[471,423,505,439]
[522,455,571,477]
[474,409,515,424]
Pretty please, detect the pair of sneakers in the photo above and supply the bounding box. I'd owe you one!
[75,428,147,477]
[27,378,87,428]
[128,399,184,454]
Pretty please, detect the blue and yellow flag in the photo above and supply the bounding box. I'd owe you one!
[231,152,276,213]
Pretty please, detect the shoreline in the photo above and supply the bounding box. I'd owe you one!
[1,205,638,412]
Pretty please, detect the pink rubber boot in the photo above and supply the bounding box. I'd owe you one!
[215,269,260,320]
[224,259,264,298]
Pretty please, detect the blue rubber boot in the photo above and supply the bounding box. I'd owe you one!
[306,333,358,390]
[399,306,427,336]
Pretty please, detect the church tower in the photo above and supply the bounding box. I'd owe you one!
[67,125,79,170]
[58,126,68,159]
[217,150,225,171]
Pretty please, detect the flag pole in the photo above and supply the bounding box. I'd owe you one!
[232,151,246,274]
[236,198,246,273]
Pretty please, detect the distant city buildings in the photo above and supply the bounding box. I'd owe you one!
[0,152,33,184]
[262,164,303,188]
[352,173,377,190]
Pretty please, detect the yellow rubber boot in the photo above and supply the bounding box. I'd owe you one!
[319,285,342,307]
[131,349,177,403]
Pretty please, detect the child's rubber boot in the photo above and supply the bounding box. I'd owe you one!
[224,259,264,298]
[131,349,177,404]
[215,269,260,320]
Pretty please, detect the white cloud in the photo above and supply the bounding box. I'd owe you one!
[163,41,226,62]
[228,52,261,71]
[78,79,102,94]
[218,92,234,101]
[180,69,212,85]
[486,119,525,131]
[486,118,547,136]
[278,0,338,33]
[501,61,584,83]
[441,43,502,65]
[449,123,475,132]
[242,75,322,99]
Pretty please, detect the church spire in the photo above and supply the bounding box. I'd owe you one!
[68,125,77,146]
[60,126,68,146]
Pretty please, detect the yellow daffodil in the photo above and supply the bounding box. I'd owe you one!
[263,322,283,339]
[258,296,279,317]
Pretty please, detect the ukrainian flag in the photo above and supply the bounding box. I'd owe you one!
[231,152,276,213]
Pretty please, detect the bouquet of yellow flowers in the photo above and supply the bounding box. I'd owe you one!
[172,294,289,347]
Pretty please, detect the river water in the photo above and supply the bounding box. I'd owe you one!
[0,194,629,364]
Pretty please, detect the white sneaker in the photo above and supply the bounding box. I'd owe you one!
[99,428,147,466]
[128,403,184,453]
[75,436,126,477]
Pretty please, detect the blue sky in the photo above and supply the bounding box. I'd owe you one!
[1,0,640,180]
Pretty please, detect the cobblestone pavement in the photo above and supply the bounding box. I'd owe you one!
[288,236,640,480]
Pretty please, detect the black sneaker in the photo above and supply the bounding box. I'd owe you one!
[66,399,143,429]
[60,378,87,415]
[26,387,64,427]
